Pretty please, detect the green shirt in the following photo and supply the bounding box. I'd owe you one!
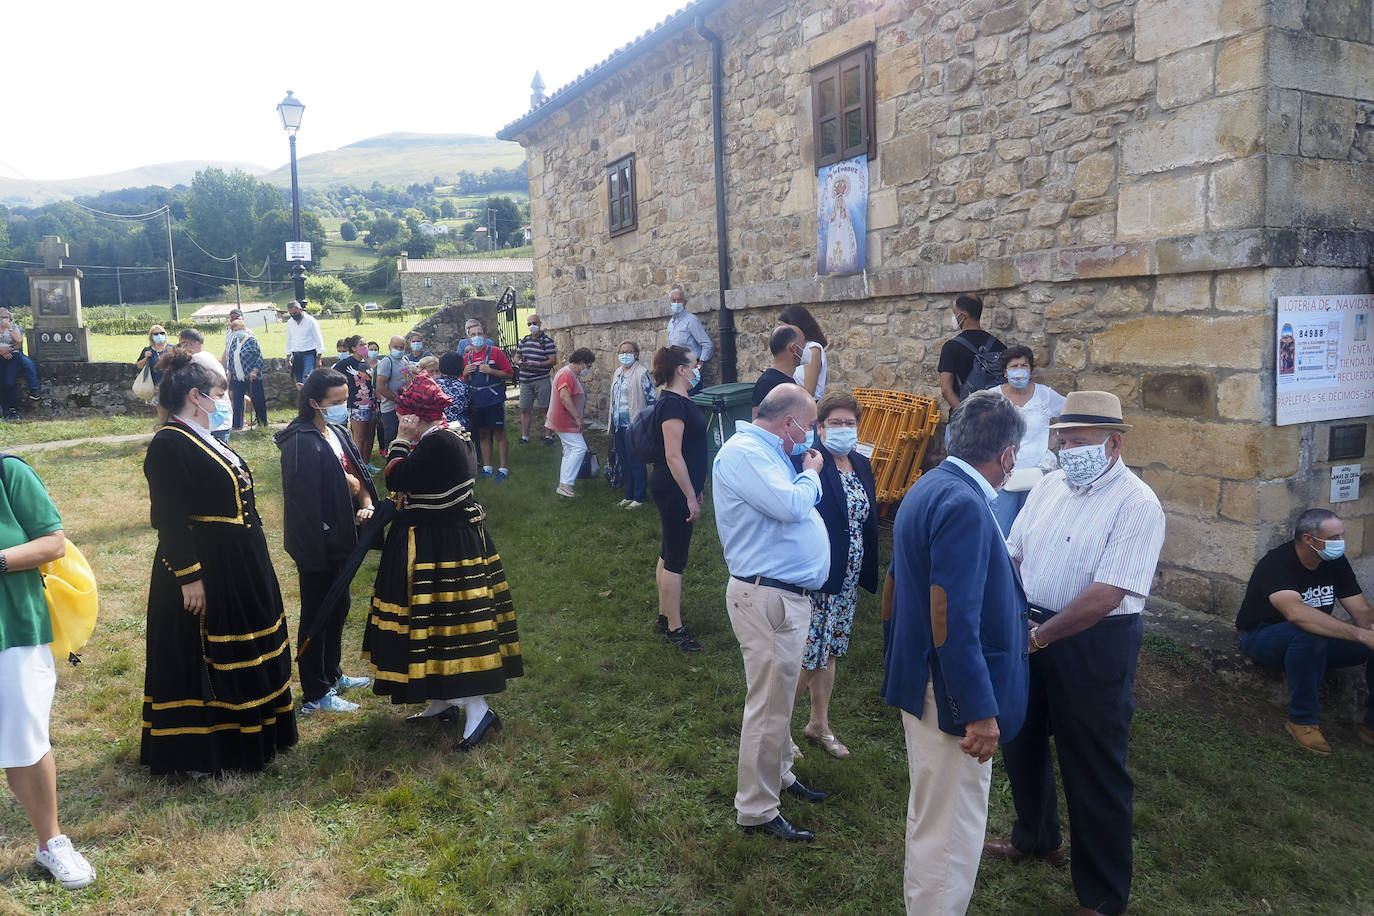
[0,457,62,651]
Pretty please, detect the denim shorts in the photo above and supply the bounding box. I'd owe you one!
[350,407,375,422]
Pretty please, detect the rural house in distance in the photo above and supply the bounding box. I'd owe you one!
[498,0,1374,619]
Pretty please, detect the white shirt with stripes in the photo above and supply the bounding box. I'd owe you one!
[1006,456,1165,617]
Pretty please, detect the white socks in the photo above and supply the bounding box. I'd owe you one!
[461,696,490,739]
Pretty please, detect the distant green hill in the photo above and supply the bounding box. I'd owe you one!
[0,133,526,207]
[259,133,526,190]
[0,161,269,207]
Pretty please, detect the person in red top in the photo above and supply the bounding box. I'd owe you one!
[461,320,514,481]
[545,348,596,498]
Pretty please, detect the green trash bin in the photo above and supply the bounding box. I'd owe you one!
[691,382,756,464]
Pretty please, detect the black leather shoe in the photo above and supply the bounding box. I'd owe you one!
[784,779,828,802]
[405,708,457,725]
[742,814,815,841]
[456,709,502,751]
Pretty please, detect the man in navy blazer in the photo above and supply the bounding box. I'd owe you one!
[882,389,1030,915]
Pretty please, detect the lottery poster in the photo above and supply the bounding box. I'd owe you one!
[1275,294,1374,425]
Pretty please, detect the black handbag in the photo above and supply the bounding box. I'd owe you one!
[577,450,601,480]
[604,447,623,489]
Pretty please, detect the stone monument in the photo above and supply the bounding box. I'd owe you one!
[26,236,91,362]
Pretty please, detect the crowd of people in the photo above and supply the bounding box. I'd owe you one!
[3,289,1368,915]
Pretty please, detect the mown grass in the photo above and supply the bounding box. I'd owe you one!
[86,314,423,365]
[2,416,1374,913]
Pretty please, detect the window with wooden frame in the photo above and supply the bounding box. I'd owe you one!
[810,43,876,170]
[607,153,637,237]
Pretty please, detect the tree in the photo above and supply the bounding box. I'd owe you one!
[339,221,357,242]
[365,217,403,249]
[403,231,436,259]
[305,274,351,311]
[439,199,457,219]
[483,196,523,248]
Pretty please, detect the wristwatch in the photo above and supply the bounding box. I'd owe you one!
[0,551,8,574]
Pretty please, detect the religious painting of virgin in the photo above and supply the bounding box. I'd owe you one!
[817,154,868,277]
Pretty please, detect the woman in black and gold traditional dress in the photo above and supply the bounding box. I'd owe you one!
[362,372,521,751]
[140,349,297,776]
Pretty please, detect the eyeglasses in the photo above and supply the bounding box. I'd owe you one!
[821,419,857,428]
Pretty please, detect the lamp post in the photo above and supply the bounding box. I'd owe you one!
[277,90,307,307]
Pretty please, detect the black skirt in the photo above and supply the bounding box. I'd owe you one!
[362,516,522,704]
[141,507,298,775]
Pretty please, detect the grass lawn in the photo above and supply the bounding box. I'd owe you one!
[87,314,427,364]
[2,415,1374,913]
[318,239,381,272]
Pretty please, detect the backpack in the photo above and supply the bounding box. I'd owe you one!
[951,335,1005,399]
[628,399,665,464]
[0,455,97,667]
[466,346,506,408]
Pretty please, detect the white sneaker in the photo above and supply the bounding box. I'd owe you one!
[626,501,644,509]
[617,498,633,507]
[301,689,360,715]
[35,834,95,889]
[334,673,371,692]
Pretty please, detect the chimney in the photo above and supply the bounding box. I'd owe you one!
[398,251,408,271]
[530,71,547,109]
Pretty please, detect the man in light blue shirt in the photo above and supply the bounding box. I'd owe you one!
[666,286,713,394]
[713,383,831,842]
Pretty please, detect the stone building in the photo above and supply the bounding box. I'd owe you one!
[497,0,1373,618]
[396,255,534,309]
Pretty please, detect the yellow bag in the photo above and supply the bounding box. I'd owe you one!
[41,539,99,666]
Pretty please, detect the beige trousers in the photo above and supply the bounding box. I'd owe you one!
[725,577,812,826]
[902,683,992,915]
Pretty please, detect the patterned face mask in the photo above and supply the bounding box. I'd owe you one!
[1057,441,1110,487]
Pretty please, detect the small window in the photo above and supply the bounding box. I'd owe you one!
[424,277,433,288]
[444,296,452,305]
[811,44,876,170]
[607,153,637,237]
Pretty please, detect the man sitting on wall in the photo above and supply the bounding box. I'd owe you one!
[1236,508,1374,755]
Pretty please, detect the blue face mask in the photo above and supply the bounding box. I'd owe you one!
[410,341,422,352]
[670,302,684,316]
[152,334,166,345]
[1007,369,1031,389]
[390,348,405,359]
[367,349,379,360]
[321,403,350,425]
[822,427,857,455]
[232,330,247,340]
[1313,536,1346,561]
[788,420,815,457]
[619,353,635,367]
[691,366,701,386]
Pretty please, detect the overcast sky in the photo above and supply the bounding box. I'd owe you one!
[1,0,689,181]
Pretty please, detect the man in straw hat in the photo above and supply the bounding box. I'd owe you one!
[984,391,1165,916]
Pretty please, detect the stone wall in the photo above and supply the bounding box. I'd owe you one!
[399,272,533,311]
[32,358,306,417]
[407,300,502,353]
[505,0,1374,616]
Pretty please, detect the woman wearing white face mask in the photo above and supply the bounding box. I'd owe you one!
[992,345,1067,534]
[789,392,878,759]
[607,339,655,508]
[546,348,596,497]
[780,304,829,400]
[140,349,298,776]
[274,369,379,716]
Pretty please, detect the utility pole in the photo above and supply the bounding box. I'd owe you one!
[233,254,242,308]
[115,265,123,307]
[164,207,179,320]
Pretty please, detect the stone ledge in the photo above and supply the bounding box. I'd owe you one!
[556,229,1372,326]
[1147,604,1369,725]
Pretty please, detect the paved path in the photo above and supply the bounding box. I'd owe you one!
[5,425,286,456]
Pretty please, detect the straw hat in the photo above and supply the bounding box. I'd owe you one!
[1049,391,1132,431]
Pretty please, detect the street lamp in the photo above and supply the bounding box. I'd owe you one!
[277,90,307,307]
